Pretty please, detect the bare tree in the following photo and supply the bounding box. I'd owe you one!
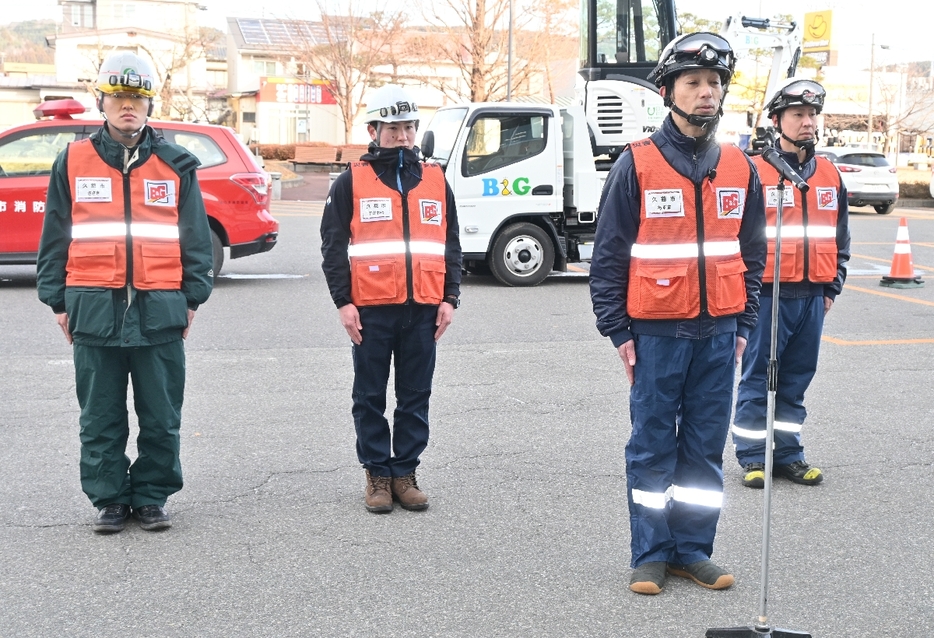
[286,1,406,143]
[138,27,222,120]
[872,66,934,154]
[412,0,575,103]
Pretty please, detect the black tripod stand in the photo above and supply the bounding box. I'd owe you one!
[706,169,812,638]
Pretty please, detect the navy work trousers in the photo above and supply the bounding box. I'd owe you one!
[626,332,736,567]
[733,295,824,466]
[351,304,437,478]
[73,341,185,509]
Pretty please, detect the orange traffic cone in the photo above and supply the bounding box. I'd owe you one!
[880,217,924,288]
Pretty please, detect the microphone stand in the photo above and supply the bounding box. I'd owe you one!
[706,175,811,637]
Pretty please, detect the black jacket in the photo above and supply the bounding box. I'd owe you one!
[320,144,462,308]
[589,115,767,347]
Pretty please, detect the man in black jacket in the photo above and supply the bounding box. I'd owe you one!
[320,85,462,513]
[589,33,767,595]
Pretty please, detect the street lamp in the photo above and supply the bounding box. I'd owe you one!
[867,33,890,150]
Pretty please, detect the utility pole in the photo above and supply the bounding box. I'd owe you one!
[507,0,514,100]
[868,33,875,149]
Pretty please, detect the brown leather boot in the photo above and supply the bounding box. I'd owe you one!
[391,473,429,511]
[364,470,393,513]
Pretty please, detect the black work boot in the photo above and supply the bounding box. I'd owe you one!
[92,503,131,534]
[133,505,172,531]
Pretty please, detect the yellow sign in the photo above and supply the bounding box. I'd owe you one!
[803,11,833,52]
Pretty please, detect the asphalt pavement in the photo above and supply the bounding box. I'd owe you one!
[1,201,933,637]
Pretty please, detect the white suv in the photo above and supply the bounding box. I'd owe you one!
[814,148,899,214]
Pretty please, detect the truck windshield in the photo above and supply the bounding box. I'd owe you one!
[423,107,468,163]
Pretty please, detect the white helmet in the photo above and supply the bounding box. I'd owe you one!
[97,51,158,98]
[365,85,419,125]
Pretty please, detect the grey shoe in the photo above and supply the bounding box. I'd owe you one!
[667,560,734,590]
[629,561,667,595]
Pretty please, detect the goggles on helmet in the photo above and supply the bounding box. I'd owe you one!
[371,100,418,119]
[649,32,735,86]
[100,71,154,97]
[768,79,825,115]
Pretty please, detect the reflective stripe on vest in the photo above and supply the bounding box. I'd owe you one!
[628,139,750,319]
[631,485,723,509]
[754,154,840,283]
[65,138,183,290]
[348,162,448,306]
[71,222,180,240]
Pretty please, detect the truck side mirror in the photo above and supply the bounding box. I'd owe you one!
[420,130,435,160]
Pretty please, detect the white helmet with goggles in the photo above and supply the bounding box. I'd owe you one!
[96,51,157,98]
[365,85,419,126]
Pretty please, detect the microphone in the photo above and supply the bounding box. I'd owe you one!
[707,168,717,181]
[761,148,809,192]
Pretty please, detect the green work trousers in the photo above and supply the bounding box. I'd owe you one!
[73,340,186,509]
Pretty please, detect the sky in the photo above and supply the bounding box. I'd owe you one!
[4,0,933,69]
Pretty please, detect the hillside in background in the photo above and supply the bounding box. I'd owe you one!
[1,20,56,64]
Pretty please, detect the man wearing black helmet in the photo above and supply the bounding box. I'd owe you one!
[590,32,766,595]
[732,78,850,489]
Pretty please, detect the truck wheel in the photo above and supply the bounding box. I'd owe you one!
[211,229,225,277]
[874,203,895,214]
[489,222,554,286]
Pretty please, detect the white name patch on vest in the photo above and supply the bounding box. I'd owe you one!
[419,199,443,225]
[645,189,684,217]
[74,177,112,203]
[144,180,177,207]
[360,198,393,222]
[764,186,795,208]
[816,187,837,210]
[717,188,746,219]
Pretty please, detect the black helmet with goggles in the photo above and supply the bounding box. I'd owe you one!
[648,32,736,88]
[766,78,826,117]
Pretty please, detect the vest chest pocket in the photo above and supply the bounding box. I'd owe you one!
[710,257,747,316]
[630,261,690,318]
[138,243,183,289]
[67,241,118,286]
[352,258,402,304]
[414,258,446,303]
[809,241,838,283]
[766,241,799,281]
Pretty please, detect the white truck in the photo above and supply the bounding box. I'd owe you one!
[420,102,606,286]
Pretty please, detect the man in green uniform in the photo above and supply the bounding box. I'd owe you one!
[37,51,214,534]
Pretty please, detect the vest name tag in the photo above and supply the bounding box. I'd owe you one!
[764,186,795,208]
[360,197,393,222]
[74,177,113,203]
[645,189,684,217]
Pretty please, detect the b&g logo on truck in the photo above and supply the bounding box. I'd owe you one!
[481,177,531,196]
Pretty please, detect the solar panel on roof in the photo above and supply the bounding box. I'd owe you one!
[237,18,270,45]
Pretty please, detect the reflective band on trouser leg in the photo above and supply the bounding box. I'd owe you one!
[631,487,671,509]
[672,485,723,509]
[347,241,407,257]
[732,421,802,440]
[72,222,128,239]
[130,223,180,239]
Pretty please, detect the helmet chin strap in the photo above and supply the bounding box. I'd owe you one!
[670,103,721,130]
[781,132,816,150]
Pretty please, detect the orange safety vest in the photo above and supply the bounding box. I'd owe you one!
[347,161,448,306]
[628,139,750,319]
[65,138,183,290]
[754,154,840,283]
